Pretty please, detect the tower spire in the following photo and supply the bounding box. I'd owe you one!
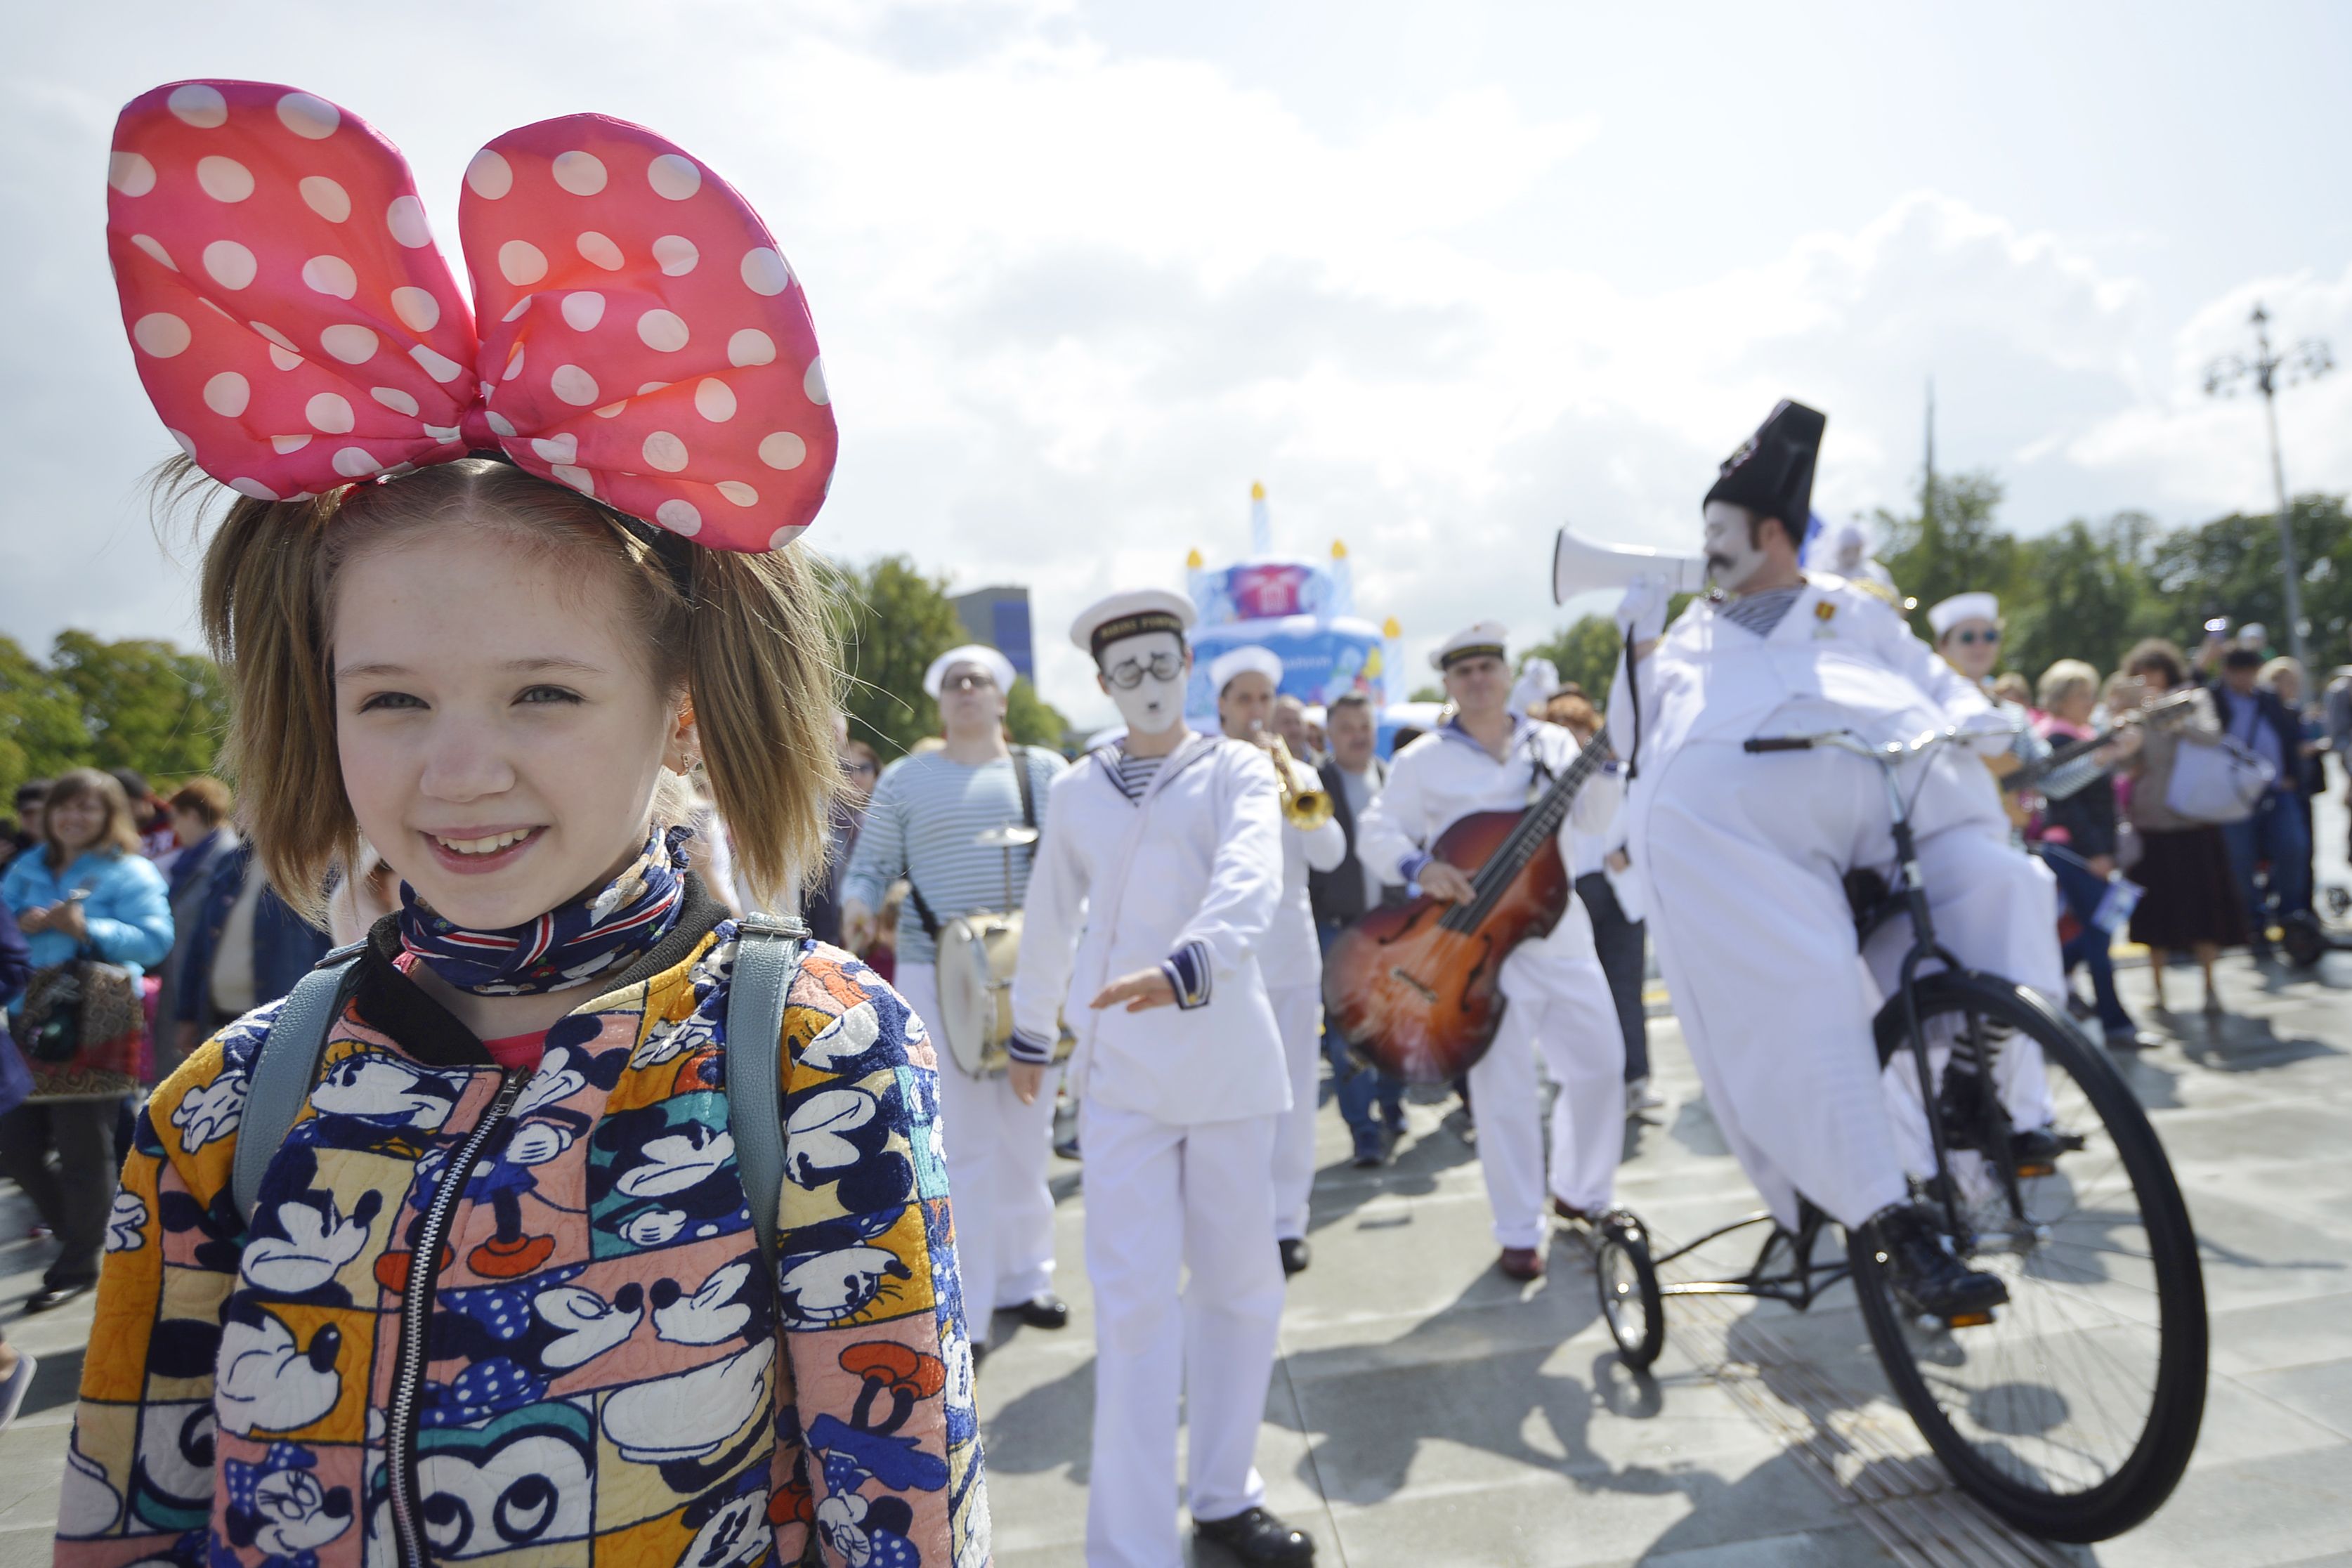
[1923,376,1937,518]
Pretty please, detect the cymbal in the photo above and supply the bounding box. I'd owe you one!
[974,825,1040,849]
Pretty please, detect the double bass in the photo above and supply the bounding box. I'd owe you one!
[1323,726,1616,1083]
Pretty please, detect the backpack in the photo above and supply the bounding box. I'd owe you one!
[228,910,809,1272]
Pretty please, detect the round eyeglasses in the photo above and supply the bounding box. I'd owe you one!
[1104,652,1183,689]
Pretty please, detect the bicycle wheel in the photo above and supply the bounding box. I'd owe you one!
[1595,1211,1665,1371]
[1848,971,2206,1541]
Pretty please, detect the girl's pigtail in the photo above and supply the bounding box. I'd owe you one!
[686,545,846,912]
[186,469,356,924]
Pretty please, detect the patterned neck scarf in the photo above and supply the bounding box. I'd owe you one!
[398,825,692,996]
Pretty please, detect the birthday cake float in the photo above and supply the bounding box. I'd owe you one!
[1181,483,1405,725]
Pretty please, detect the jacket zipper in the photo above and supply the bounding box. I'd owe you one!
[385,1067,528,1568]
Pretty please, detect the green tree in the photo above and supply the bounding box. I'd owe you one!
[830,555,965,757]
[1003,677,1071,752]
[47,631,227,781]
[1876,469,2020,644]
[1518,615,1624,703]
[2145,494,2352,666]
[2004,515,2171,683]
[0,635,93,802]
[828,555,1064,756]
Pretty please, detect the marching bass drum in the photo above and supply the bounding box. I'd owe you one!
[935,910,1023,1077]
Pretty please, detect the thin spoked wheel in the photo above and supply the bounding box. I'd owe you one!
[1595,1210,1664,1370]
[1849,971,2207,1542]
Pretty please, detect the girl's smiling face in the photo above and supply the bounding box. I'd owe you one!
[332,522,691,932]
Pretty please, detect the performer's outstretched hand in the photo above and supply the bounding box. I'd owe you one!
[1008,1061,1047,1105]
[1091,967,1177,1012]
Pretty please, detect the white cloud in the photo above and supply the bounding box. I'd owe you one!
[2,2,2345,731]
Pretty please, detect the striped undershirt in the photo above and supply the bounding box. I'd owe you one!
[839,747,1064,966]
[1720,585,1805,638]
[1106,744,1211,1012]
[1109,749,1167,802]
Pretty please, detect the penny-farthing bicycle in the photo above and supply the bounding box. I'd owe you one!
[1593,726,2207,1543]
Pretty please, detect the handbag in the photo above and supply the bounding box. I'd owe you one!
[11,882,147,1100]
[2163,734,2275,825]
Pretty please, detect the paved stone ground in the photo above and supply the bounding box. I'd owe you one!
[971,939,2352,1568]
[4,808,2348,1567]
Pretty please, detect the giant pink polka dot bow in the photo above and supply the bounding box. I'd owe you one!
[105,80,836,553]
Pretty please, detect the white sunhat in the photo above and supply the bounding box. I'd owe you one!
[922,643,1017,699]
[1926,592,1999,639]
[1208,644,1284,697]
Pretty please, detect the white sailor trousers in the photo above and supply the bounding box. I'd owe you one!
[1267,981,1325,1242]
[898,962,1062,1344]
[1643,741,2063,1231]
[1470,908,1626,1250]
[1080,1101,1285,1568]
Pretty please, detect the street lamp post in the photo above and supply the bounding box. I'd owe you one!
[2203,302,2334,676]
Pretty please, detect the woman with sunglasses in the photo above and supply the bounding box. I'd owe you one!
[1928,593,2051,823]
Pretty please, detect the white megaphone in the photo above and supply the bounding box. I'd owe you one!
[1550,525,1710,606]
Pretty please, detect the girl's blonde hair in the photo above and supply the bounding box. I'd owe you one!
[174,456,842,921]
[2036,658,2101,713]
[40,768,144,867]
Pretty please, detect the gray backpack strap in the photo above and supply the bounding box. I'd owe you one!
[230,944,366,1227]
[725,912,810,1274]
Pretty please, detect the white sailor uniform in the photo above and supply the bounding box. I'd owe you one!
[1356,717,1627,1245]
[1010,729,1289,1568]
[1609,573,2064,1230]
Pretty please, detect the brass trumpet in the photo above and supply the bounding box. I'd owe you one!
[1260,729,1334,830]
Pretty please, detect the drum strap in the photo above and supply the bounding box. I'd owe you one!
[906,746,1037,939]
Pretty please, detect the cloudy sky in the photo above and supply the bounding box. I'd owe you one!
[7,1,2349,726]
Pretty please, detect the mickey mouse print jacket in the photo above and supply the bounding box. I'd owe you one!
[55,884,989,1568]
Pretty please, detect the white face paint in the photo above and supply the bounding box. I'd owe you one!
[1701,501,1770,592]
[1097,630,1189,736]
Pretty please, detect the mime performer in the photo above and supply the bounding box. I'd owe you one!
[1008,590,1317,1568]
[1209,645,1347,1276]
[1607,399,2067,1321]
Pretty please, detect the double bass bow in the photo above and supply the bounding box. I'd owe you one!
[1322,726,1615,1083]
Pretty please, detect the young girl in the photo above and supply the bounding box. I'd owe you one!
[0,768,174,1312]
[65,81,986,1567]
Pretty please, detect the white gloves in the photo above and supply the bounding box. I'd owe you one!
[1615,573,1669,645]
[1958,709,2020,758]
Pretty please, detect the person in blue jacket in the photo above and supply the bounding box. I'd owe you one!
[0,767,173,1312]
[0,888,32,1426]
[171,839,329,1060]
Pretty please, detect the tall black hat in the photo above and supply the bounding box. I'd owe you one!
[1704,399,1827,529]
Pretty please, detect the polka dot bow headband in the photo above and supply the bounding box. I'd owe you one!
[105,81,836,553]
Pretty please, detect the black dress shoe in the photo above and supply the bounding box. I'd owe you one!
[24,1280,93,1314]
[2007,1124,2086,1175]
[1864,1205,2007,1321]
[1195,1505,1316,1564]
[1009,1293,1069,1330]
[1278,1237,1311,1276]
